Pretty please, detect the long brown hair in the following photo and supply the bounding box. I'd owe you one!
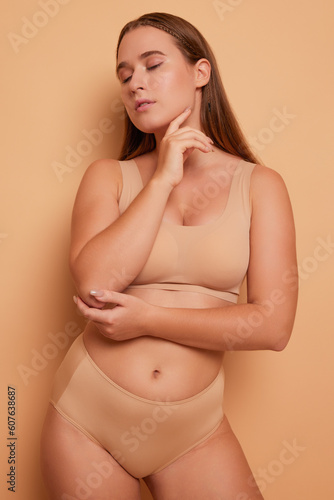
[116,12,259,164]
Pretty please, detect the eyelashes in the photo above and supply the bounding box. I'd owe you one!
[121,63,163,84]
[147,63,163,71]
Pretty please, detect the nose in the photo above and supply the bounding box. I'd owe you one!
[128,68,146,92]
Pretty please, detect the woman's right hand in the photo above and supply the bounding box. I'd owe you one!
[153,108,214,188]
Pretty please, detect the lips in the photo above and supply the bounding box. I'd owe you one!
[135,99,155,111]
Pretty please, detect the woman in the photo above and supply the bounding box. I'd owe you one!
[41,12,298,500]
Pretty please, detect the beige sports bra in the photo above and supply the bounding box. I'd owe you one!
[118,158,255,304]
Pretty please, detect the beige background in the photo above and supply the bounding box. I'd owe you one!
[1,0,333,498]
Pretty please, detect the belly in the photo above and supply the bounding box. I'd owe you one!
[83,288,230,401]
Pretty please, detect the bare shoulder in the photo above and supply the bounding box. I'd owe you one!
[71,159,123,262]
[77,158,122,199]
[250,162,286,190]
[249,162,291,210]
[81,157,122,182]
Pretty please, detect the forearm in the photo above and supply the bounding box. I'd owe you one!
[71,176,172,302]
[146,298,296,352]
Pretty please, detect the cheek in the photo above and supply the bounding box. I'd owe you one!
[148,70,171,91]
[149,66,192,93]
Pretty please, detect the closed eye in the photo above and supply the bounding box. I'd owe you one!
[121,75,132,84]
[147,62,163,71]
[121,63,163,84]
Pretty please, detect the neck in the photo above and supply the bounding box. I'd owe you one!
[152,103,214,169]
[154,103,204,149]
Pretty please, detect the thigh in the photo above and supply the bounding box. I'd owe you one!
[40,404,141,500]
[144,416,263,500]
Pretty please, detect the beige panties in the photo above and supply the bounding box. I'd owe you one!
[50,334,224,478]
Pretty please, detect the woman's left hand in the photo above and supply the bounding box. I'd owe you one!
[74,290,151,341]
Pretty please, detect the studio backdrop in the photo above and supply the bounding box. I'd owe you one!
[1,1,333,498]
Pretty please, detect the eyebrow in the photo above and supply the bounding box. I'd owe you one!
[116,50,167,75]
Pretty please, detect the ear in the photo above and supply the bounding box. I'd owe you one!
[194,58,211,88]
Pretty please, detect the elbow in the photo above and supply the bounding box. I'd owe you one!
[271,309,297,351]
[258,300,297,352]
[69,256,130,304]
[69,252,81,286]
[69,257,85,294]
[271,325,293,352]
[272,334,290,352]
[69,256,100,305]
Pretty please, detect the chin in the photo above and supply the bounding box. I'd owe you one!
[130,117,169,135]
[130,109,184,135]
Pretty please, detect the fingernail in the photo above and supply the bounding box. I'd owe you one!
[90,290,104,297]
[73,295,78,304]
[184,106,191,112]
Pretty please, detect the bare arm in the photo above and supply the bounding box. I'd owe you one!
[144,164,298,351]
[69,159,172,306]
[76,164,298,351]
[70,109,214,306]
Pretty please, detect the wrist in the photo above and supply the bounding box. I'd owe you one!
[143,303,161,338]
[149,173,174,196]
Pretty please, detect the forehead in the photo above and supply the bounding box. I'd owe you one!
[117,26,179,61]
